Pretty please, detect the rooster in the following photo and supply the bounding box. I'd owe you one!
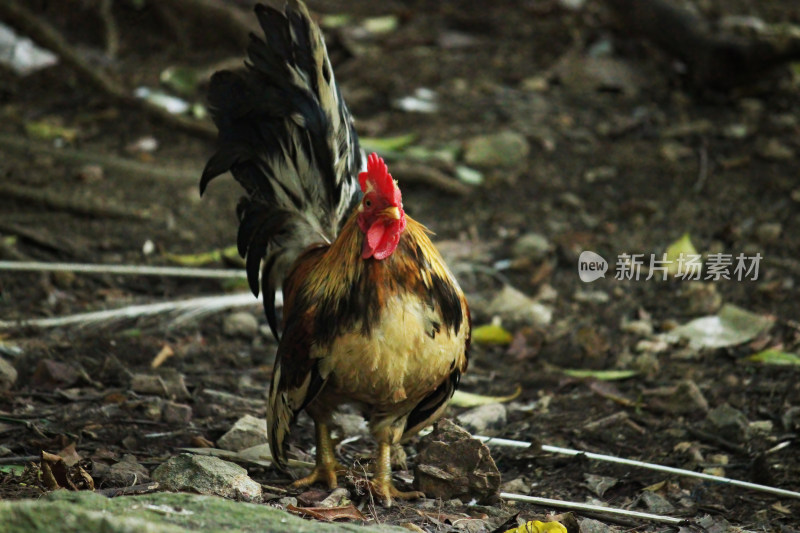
[200,0,469,505]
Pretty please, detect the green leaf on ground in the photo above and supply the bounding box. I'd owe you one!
[0,465,24,475]
[746,349,800,366]
[561,369,638,380]
[663,304,774,350]
[664,233,700,276]
[360,134,417,153]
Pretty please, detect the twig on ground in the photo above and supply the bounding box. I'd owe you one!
[95,482,161,497]
[0,456,39,465]
[0,261,245,279]
[500,493,688,526]
[604,0,800,89]
[0,133,201,183]
[159,0,258,50]
[0,182,146,220]
[151,2,191,52]
[98,0,119,58]
[686,425,750,455]
[473,436,800,500]
[0,222,79,255]
[390,161,473,196]
[0,292,263,330]
[0,0,215,138]
[180,446,314,470]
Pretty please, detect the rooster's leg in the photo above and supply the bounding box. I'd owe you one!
[368,441,424,506]
[291,422,346,489]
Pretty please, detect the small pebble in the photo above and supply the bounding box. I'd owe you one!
[223,312,260,339]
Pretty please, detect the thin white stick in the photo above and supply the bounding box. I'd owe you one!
[474,436,800,500]
[0,260,246,279]
[499,493,686,525]
[0,292,266,329]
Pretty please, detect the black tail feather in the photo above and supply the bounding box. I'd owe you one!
[201,1,361,339]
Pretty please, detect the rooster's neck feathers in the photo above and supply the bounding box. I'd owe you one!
[290,216,464,347]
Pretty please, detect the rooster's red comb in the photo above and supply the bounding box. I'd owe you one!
[359,153,398,200]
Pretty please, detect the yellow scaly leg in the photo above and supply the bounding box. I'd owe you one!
[291,422,346,489]
[368,441,424,507]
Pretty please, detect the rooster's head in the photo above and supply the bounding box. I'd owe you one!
[357,153,406,260]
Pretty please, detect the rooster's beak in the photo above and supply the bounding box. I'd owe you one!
[381,207,401,220]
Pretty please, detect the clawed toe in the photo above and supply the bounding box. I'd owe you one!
[366,479,424,507]
[291,461,347,490]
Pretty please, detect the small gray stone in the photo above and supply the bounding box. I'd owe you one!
[755,222,782,244]
[0,357,17,392]
[277,496,297,507]
[500,477,529,495]
[633,352,660,378]
[107,454,151,486]
[457,403,507,434]
[162,402,193,425]
[664,380,709,414]
[558,192,583,209]
[319,488,350,508]
[757,138,795,160]
[414,420,500,504]
[681,282,722,315]
[578,518,612,533]
[152,454,262,502]
[487,285,552,326]
[640,491,675,513]
[783,406,800,431]
[131,370,190,399]
[621,318,653,337]
[746,420,773,440]
[707,404,748,442]
[584,165,617,183]
[464,131,530,168]
[722,123,749,139]
[512,232,552,261]
[573,290,610,304]
[223,312,260,339]
[660,141,693,162]
[218,415,267,452]
[76,164,104,183]
[583,474,617,498]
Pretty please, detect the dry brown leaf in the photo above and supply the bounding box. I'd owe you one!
[399,523,427,533]
[151,344,175,369]
[190,435,215,448]
[57,443,81,467]
[416,509,472,525]
[40,451,65,491]
[77,465,95,490]
[40,450,94,491]
[286,504,367,522]
[587,380,634,406]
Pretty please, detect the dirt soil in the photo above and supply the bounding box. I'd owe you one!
[1,1,799,531]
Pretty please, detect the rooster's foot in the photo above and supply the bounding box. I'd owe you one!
[367,479,424,507]
[291,460,347,490]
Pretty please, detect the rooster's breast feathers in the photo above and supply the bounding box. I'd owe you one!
[266,215,470,469]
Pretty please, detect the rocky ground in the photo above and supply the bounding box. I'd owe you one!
[1,1,800,532]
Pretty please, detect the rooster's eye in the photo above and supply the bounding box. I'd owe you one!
[364,199,372,208]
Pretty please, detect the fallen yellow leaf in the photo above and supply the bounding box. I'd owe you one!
[472,324,513,345]
[505,520,568,533]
